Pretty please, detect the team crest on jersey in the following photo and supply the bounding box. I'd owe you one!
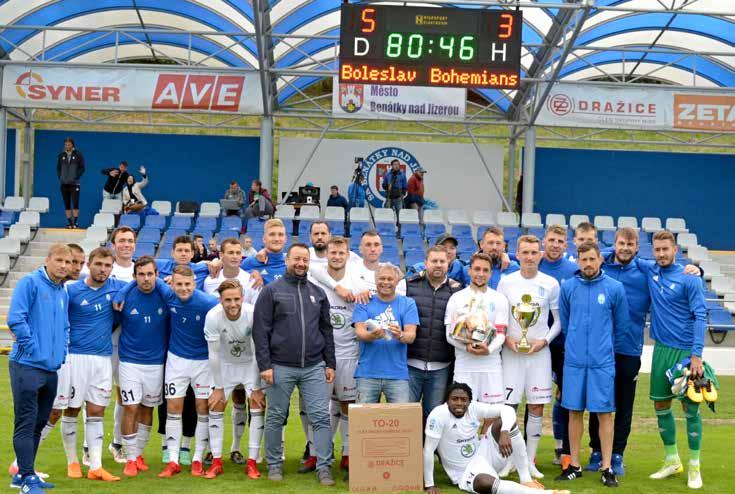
[310,295,316,304]
[195,315,201,321]
[331,312,346,330]
[230,339,246,357]
[460,443,475,458]
[428,417,438,432]
[106,294,111,301]
[597,293,606,305]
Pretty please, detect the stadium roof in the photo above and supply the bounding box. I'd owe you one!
[0,0,733,114]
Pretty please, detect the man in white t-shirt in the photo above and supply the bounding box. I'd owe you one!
[445,253,509,407]
[497,235,560,480]
[203,237,259,467]
[424,382,566,494]
[204,279,264,480]
[308,221,361,267]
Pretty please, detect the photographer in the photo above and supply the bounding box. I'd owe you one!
[381,159,407,216]
[348,159,366,208]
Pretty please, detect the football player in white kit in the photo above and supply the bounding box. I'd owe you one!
[445,253,509,407]
[204,279,264,480]
[424,382,568,494]
[497,235,561,480]
[203,236,260,467]
[309,237,358,478]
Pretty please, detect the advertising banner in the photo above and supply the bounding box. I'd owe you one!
[536,82,735,132]
[332,77,466,121]
[2,64,263,114]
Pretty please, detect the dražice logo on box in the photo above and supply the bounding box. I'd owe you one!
[152,74,244,112]
[548,93,573,116]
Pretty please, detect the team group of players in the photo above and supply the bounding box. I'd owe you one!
[8,215,710,493]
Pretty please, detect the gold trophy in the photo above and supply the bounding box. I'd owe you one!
[511,294,541,353]
[451,298,495,346]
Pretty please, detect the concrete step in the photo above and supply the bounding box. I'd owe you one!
[15,256,45,271]
[34,228,86,243]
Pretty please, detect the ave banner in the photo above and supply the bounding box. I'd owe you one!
[536,82,735,132]
[1,64,263,114]
[332,77,466,121]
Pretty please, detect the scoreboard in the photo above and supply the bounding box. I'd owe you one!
[339,4,523,89]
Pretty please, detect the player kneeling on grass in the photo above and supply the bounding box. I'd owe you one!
[424,382,569,494]
[204,279,265,480]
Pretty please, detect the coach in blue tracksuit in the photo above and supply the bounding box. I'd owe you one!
[558,241,631,488]
[8,244,72,492]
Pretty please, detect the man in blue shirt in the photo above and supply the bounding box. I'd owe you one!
[155,235,211,289]
[61,247,127,483]
[558,241,631,488]
[118,265,219,478]
[353,263,419,403]
[241,218,287,285]
[115,256,170,477]
[645,230,708,489]
[326,185,349,211]
[461,226,520,289]
[8,243,71,493]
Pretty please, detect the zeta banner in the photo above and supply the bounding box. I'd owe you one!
[536,82,735,132]
[332,77,466,121]
[1,64,263,114]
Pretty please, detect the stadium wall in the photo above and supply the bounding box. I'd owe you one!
[33,130,260,228]
[534,147,734,250]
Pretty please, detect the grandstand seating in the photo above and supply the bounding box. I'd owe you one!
[151,201,172,216]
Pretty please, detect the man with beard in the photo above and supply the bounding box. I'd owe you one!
[424,382,566,494]
[308,221,360,267]
[446,253,509,408]
[409,234,466,284]
[462,227,519,289]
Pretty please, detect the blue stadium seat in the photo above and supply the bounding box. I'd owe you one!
[119,214,141,231]
[708,308,733,344]
[458,237,478,253]
[170,216,192,231]
[401,223,421,236]
[157,249,173,260]
[327,221,345,236]
[137,227,161,244]
[638,244,654,259]
[452,225,473,238]
[350,235,362,250]
[0,211,15,227]
[382,235,398,248]
[221,216,242,231]
[216,230,239,242]
[298,220,313,235]
[298,233,310,244]
[144,215,166,230]
[195,217,217,231]
[134,242,156,258]
[403,235,425,251]
[191,229,213,239]
[349,221,371,238]
[376,222,396,236]
[405,250,425,267]
[527,227,545,239]
[601,231,616,246]
[425,224,445,237]
[164,228,188,241]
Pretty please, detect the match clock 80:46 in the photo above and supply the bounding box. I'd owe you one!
[339,4,523,89]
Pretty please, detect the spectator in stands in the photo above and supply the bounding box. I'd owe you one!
[405,167,426,224]
[101,161,129,200]
[242,236,257,258]
[223,181,246,216]
[192,235,208,263]
[206,238,219,261]
[381,160,407,214]
[353,263,418,404]
[327,186,349,211]
[244,180,275,219]
[348,171,366,209]
[122,166,149,214]
[57,137,85,229]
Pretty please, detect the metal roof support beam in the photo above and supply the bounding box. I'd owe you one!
[253,0,277,189]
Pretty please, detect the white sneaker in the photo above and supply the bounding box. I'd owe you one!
[687,463,703,489]
[108,443,127,464]
[529,464,545,479]
[650,458,684,479]
[497,462,516,478]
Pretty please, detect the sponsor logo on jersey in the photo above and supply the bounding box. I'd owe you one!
[597,293,606,305]
[331,312,346,330]
[106,294,111,301]
[460,443,475,458]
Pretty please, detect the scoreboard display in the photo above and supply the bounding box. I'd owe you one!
[339,4,523,89]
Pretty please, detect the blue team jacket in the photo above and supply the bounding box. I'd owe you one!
[8,268,70,372]
[601,253,651,357]
[559,270,631,368]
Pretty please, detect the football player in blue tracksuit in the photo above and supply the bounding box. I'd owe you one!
[155,235,211,289]
[558,241,631,488]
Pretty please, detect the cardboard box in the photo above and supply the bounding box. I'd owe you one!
[349,402,423,493]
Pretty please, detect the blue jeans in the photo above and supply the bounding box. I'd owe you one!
[10,360,57,477]
[408,365,451,419]
[356,378,410,404]
[264,363,332,470]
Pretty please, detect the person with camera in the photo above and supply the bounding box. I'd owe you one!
[348,159,366,209]
[381,159,407,216]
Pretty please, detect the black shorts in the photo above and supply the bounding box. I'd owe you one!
[60,184,80,210]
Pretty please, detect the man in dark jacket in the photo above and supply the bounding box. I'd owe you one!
[101,161,129,200]
[253,243,336,485]
[406,245,461,420]
[57,137,85,228]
